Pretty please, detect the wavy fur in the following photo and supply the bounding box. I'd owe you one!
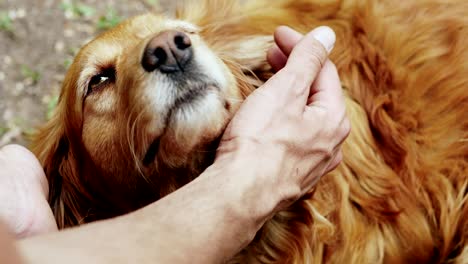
[32,0,467,262]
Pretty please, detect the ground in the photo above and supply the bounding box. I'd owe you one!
[0,0,176,146]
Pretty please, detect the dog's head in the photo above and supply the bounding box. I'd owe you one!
[32,8,274,226]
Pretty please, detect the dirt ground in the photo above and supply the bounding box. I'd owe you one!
[0,0,176,146]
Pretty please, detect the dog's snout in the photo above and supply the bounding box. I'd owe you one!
[141,30,193,73]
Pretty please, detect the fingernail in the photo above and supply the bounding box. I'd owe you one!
[311,26,336,53]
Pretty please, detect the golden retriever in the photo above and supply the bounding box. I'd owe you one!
[31,0,468,263]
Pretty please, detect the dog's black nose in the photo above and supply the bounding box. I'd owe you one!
[141,30,193,73]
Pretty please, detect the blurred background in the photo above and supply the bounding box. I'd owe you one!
[0,0,176,146]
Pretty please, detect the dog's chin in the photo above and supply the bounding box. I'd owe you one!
[143,84,230,167]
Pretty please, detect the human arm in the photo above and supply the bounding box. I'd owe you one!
[16,149,288,263]
[0,144,57,238]
[5,25,348,263]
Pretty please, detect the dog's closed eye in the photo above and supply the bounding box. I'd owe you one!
[86,68,116,96]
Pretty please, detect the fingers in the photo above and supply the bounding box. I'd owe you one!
[306,60,346,120]
[273,26,336,105]
[0,144,48,196]
[267,46,287,72]
[267,26,335,73]
[324,149,343,175]
[275,26,304,56]
[0,144,58,237]
[267,26,303,71]
[283,25,335,78]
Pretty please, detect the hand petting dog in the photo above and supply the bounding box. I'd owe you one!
[218,26,349,211]
[0,145,57,238]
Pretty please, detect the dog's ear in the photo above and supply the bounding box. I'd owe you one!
[30,107,80,228]
[227,35,274,83]
[220,35,276,96]
[207,33,275,95]
[176,0,275,78]
[218,35,274,72]
[31,74,88,228]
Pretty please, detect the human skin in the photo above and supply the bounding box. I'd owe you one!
[0,144,57,238]
[0,26,349,263]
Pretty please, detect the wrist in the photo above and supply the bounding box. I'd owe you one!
[211,138,291,229]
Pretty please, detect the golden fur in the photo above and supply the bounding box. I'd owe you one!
[32,0,468,263]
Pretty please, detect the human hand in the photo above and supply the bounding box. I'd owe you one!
[0,144,57,238]
[217,26,350,212]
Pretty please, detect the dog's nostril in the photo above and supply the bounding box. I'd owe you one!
[153,47,167,64]
[142,30,193,73]
[142,47,168,73]
[174,34,191,50]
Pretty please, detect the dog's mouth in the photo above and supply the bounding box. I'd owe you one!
[142,77,222,166]
[170,80,218,111]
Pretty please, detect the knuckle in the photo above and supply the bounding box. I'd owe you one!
[0,144,29,156]
[341,118,352,138]
[305,45,326,69]
[322,145,334,161]
[328,156,342,172]
[336,150,343,163]
[313,107,328,122]
[324,115,341,136]
[288,43,325,74]
[326,111,350,138]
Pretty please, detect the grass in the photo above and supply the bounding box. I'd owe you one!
[68,47,79,55]
[0,12,13,33]
[96,8,122,31]
[0,126,7,137]
[20,65,41,84]
[22,127,36,139]
[63,58,72,69]
[61,1,96,18]
[145,0,159,5]
[63,47,79,69]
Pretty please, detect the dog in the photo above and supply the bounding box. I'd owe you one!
[31,0,468,262]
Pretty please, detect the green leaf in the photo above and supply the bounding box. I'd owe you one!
[61,1,95,18]
[0,126,7,137]
[0,12,13,32]
[63,58,72,69]
[96,8,122,31]
[75,3,95,17]
[60,2,73,11]
[20,65,41,84]
[146,0,159,5]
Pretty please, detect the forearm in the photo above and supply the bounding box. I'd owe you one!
[0,221,23,264]
[17,148,281,264]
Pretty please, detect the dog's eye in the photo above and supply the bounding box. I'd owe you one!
[87,68,115,96]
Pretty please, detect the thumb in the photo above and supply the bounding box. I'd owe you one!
[278,26,336,102]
